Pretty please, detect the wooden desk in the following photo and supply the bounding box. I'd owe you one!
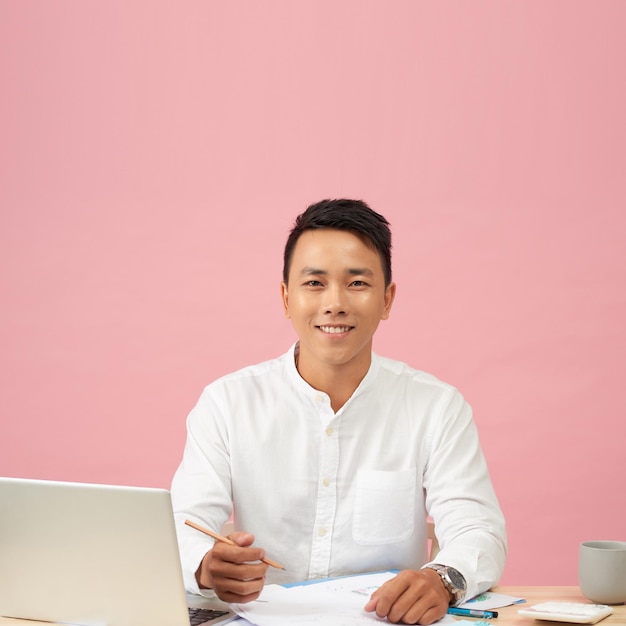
[486,587,625,625]
[1,587,624,625]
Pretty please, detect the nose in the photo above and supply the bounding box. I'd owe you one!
[322,284,348,315]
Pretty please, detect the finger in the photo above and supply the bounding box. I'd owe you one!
[228,531,256,547]
[390,595,442,625]
[383,587,424,624]
[363,595,379,613]
[216,589,263,603]
[212,540,267,566]
[366,577,411,620]
[210,553,269,582]
[213,577,266,603]
[407,602,447,626]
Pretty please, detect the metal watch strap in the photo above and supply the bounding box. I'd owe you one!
[426,564,467,605]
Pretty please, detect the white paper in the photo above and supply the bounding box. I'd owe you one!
[460,590,525,610]
[230,573,456,626]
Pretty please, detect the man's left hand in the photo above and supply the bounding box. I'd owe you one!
[363,568,452,625]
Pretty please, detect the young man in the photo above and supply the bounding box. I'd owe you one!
[171,199,506,625]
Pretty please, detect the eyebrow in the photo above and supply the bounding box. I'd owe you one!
[299,267,375,277]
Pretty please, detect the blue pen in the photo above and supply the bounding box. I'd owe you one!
[447,606,499,619]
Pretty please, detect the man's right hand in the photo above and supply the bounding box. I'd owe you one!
[195,531,269,603]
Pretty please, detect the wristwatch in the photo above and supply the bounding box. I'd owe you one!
[425,564,467,605]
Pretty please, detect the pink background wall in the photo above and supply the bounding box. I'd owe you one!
[1,2,625,586]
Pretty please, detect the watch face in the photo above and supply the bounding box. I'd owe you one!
[446,568,467,592]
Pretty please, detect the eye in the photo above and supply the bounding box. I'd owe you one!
[305,280,323,287]
[350,280,368,287]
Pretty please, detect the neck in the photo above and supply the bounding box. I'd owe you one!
[294,347,371,412]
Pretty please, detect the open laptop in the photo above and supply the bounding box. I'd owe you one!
[0,476,238,626]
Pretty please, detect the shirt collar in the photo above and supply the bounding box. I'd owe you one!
[284,342,380,408]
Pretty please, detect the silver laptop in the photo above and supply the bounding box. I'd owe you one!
[0,477,238,626]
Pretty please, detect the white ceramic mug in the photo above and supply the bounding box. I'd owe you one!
[579,540,626,605]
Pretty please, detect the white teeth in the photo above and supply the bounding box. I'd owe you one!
[319,326,351,334]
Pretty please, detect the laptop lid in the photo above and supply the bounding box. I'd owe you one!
[0,477,236,626]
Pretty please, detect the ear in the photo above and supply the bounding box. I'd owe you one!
[381,282,396,320]
[280,281,290,318]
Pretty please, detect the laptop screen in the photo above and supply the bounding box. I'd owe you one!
[0,477,236,626]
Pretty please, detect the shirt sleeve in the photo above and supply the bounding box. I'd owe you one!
[171,385,234,594]
[422,388,507,600]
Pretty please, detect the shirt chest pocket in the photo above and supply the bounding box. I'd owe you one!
[352,468,416,546]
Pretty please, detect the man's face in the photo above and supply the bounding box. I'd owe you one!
[281,228,395,376]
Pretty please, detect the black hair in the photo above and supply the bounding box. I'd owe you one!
[282,198,392,286]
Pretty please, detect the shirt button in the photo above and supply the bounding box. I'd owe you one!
[316,393,325,403]
[325,427,333,436]
[318,527,327,536]
[322,478,330,487]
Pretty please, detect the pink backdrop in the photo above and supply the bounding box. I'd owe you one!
[1,2,625,586]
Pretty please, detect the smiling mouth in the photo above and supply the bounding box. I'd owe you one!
[318,325,353,334]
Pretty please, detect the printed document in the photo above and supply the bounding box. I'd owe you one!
[230,572,457,625]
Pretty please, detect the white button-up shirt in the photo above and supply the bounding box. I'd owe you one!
[171,344,506,600]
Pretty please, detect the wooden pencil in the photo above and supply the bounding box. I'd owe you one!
[184,519,285,570]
